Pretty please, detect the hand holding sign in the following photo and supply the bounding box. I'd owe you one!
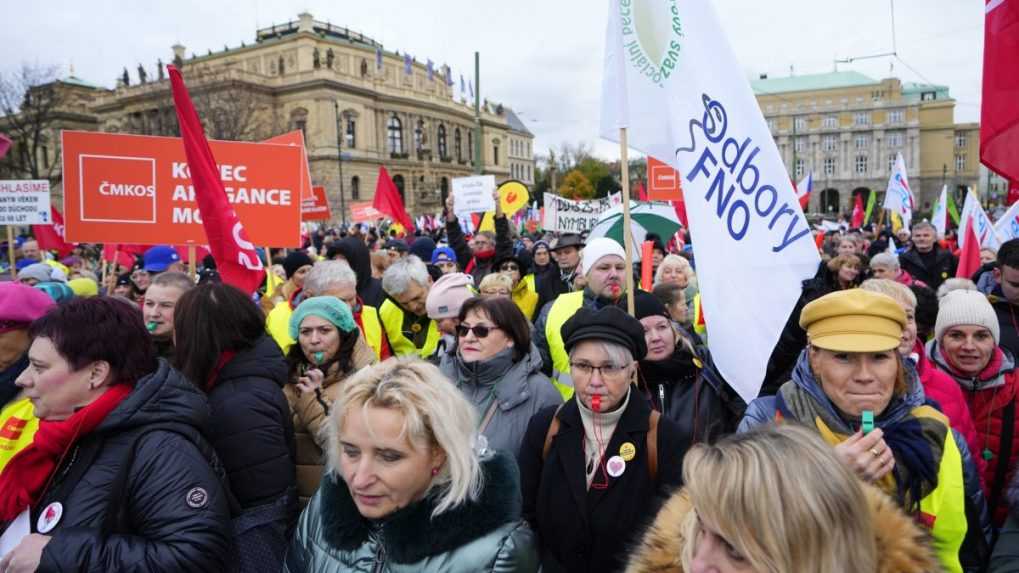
[452,175,496,217]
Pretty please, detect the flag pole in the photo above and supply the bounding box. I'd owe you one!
[619,128,636,316]
[6,227,15,280]
[188,245,197,282]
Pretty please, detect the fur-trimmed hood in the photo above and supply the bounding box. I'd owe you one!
[624,483,936,573]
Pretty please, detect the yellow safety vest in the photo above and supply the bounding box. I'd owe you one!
[0,398,39,473]
[544,291,586,400]
[379,299,440,358]
[360,305,385,360]
[266,300,295,355]
[512,274,539,321]
[920,430,967,573]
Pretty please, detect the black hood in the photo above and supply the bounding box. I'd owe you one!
[218,335,289,389]
[333,237,373,291]
[97,359,211,435]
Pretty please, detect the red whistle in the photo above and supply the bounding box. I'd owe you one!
[592,394,602,412]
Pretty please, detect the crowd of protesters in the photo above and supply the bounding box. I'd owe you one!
[3,197,1019,572]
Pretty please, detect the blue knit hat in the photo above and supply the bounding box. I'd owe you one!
[289,296,357,340]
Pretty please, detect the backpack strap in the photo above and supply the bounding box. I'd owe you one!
[646,410,660,483]
[541,404,566,461]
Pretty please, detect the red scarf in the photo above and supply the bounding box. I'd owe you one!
[205,350,237,392]
[940,346,1005,382]
[0,383,134,521]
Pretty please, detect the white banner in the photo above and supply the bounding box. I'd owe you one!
[959,188,1001,250]
[883,152,914,230]
[995,201,1019,243]
[542,192,621,233]
[932,185,948,239]
[600,0,819,402]
[0,180,51,225]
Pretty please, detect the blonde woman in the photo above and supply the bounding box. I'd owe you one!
[626,424,936,573]
[284,357,537,573]
[478,272,513,298]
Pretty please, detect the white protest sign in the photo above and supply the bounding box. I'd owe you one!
[0,180,51,225]
[543,192,622,233]
[452,175,496,216]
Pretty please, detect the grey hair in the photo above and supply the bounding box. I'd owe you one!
[937,278,977,301]
[911,221,935,233]
[382,255,429,297]
[150,271,195,292]
[868,252,900,271]
[568,340,634,368]
[304,260,357,296]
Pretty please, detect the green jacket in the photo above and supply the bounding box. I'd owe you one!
[284,452,538,573]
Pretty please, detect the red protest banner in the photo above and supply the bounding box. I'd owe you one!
[350,201,383,223]
[302,186,332,220]
[647,156,683,201]
[61,130,302,247]
[264,131,314,200]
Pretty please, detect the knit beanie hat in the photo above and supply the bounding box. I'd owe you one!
[935,289,1000,345]
[68,277,99,298]
[283,251,315,279]
[289,296,357,340]
[17,263,57,284]
[580,237,626,275]
[426,272,475,320]
[633,290,670,321]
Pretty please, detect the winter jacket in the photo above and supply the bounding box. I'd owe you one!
[624,483,938,573]
[207,334,298,571]
[899,244,958,290]
[439,345,561,458]
[534,266,577,318]
[929,341,1019,526]
[284,336,376,506]
[330,236,385,308]
[990,472,1019,572]
[445,213,513,286]
[988,288,1019,361]
[283,451,539,573]
[0,353,28,407]
[637,342,744,444]
[31,360,232,572]
[518,391,689,573]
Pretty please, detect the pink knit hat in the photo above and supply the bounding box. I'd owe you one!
[0,282,56,333]
[426,273,475,320]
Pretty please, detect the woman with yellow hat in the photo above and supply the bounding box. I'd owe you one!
[740,289,987,572]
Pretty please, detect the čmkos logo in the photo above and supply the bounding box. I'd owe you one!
[79,154,157,223]
[619,0,684,87]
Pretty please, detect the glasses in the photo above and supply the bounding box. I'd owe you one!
[499,263,520,272]
[456,324,500,338]
[570,362,628,379]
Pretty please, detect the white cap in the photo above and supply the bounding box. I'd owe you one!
[581,237,626,275]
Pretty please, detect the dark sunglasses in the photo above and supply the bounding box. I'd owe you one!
[456,324,500,338]
[499,263,520,271]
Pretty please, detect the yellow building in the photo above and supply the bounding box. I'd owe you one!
[753,71,979,216]
[2,12,534,221]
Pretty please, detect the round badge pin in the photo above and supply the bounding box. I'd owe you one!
[37,501,63,533]
[606,455,626,478]
[618,442,636,462]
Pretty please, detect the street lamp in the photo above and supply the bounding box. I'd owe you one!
[334,101,350,227]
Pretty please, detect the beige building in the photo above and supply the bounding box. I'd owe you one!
[753,71,980,216]
[2,12,534,221]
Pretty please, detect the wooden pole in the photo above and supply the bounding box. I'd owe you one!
[619,128,636,316]
[6,227,15,280]
[188,245,197,282]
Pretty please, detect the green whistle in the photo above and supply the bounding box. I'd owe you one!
[146,322,158,332]
[313,351,325,365]
[861,410,874,435]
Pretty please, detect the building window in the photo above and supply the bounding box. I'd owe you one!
[888,109,904,124]
[887,131,903,147]
[822,135,837,152]
[387,115,404,154]
[956,154,966,172]
[888,155,897,173]
[345,119,356,148]
[955,133,967,148]
[855,134,869,150]
[454,128,462,161]
[921,91,937,101]
[290,108,309,138]
[795,158,805,178]
[468,131,474,161]
[823,115,838,129]
[766,118,776,132]
[824,157,836,176]
[414,120,425,153]
[794,116,807,132]
[392,174,405,202]
[437,124,448,159]
[351,176,360,200]
[855,155,868,175]
[853,112,870,126]
[493,142,500,166]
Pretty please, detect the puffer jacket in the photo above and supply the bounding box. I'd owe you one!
[284,336,376,505]
[624,483,938,573]
[439,344,561,458]
[283,451,538,573]
[31,360,232,572]
[929,341,1019,526]
[990,472,1019,571]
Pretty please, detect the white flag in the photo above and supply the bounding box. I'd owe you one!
[931,185,949,239]
[959,188,1001,250]
[599,0,819,402]
[883,152,914,230]
[995,201,1019,243]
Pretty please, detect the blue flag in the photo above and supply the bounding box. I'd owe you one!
[375,47,383,70]
[404,54,412,75]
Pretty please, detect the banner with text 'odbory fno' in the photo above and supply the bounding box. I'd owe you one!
[599,0,820,401]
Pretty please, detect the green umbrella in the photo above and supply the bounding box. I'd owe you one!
[587,202,682,259]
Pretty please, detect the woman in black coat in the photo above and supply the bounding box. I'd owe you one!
[0,297,230,573]
[518,307,689,573]
[174,282,298,573]
[327,236,385,308]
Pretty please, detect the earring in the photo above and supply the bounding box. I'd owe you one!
[431,467,440,476]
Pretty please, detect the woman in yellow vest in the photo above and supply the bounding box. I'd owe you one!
[739,289,988,572]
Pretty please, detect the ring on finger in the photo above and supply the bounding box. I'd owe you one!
[870,447,881,457]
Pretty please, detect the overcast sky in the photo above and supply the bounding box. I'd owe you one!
[4,0,983,159]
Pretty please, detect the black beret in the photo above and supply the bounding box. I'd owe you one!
[562,306,647,361]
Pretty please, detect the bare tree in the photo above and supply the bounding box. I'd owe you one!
[0,64,64,182]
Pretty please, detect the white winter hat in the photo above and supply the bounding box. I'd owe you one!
[581,237,626,275]
[935,289,1000,345]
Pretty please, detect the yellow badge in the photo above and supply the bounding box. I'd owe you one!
[619,442,636,462]
[692,357,703,369]
[411,323,422,333]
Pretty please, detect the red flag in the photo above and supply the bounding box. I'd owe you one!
[32,207,74,257]
[0,133,11,160]
[168,66,265,295]
[636,181,648,201]
[850,193,865,228]
[101,245,137,271]
[981,0,1019,181]
[373,166,414,231]
[175,245,211,264]
[1008,180,1019,206]
[957,216,981,278]
[671,199,688,228]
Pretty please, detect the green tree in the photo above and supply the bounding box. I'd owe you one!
[576,157,613,197]
[595,174,618,197]
[558,169,595,200]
